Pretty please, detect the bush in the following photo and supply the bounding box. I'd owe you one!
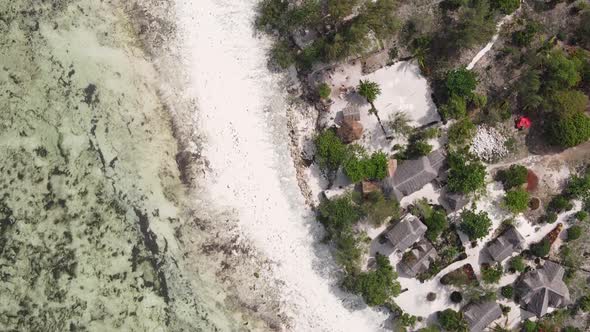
[363,192,400,226]
[522,320,537,332]
[447,152,487,194]
[567,225,582,241]
[424,210,448,242]
[497,164,528,190]
[460,209,492,240]
[579,295,590,312]
[531,238,551,257]
[357,80,381,104]
[438,309,468,332]
[560,133,590,171]
[445,68,478,98]
[575,210,588,221]
[548,196,573,213]
[544,212,558,224]
[270,40,296,69]
[549,90,589,116]
[318,196,362,236]
[347,253,401,306]
[335,229,363,274]
[448,118,476,145]
[404,139,433,159]
[315,130,348,175]
[566,171,590,199]
[440,95,468,120]
[493,0,520,14]
[501,285,514,299]
[343,150,389,182]
[512,22,539,47]
[317,83,331,99]
[562,327,581,332]
[450,291,463,303]
[509,256,526,273]
[481,264,503,284]
[543,50,582,91]
[504,189,530,214]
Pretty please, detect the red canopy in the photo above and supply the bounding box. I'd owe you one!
[516,116,531,129]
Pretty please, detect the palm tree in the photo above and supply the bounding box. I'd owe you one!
[357,80,381,105]
[357,80,387,135]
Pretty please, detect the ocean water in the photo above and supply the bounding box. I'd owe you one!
[0,0,254,330]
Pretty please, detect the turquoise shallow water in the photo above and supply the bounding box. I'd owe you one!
[0,1,258,330]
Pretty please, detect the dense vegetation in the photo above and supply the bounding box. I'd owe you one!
[497,164,528,190]
[460,209,492,240]
[438,309,468,332]
[315,130,388,182]
[345,253,401,306]
[256,0,400,69]
[447,151,487,194]
[503,188,530,213]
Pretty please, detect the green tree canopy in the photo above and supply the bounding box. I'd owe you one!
[315,129,349,175]
[568,225,582,241]
[531,238,551,257]
[497,164,528,190]
[549,90,589,116]
[357,80,382,104]
[447,152,487,194]
[460,209,492,240]
[548,111,590,148]
[445,68,478,98]
[348,253,401,306]
[438,309,468,332]
[481,264,503,284]
[448,118,476,145]
[503,189,530,214]
[492,0,520,14]
[317,83,331,99]
[424,209,448,242]
[543,50,582,91]
[318,195,362,236]
[343,150,388,182]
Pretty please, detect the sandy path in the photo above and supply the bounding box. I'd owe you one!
[175,0,387,330]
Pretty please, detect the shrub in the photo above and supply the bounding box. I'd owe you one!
[445,68,478,98]
[493,0,520,14]
[460,209,492,240]
[448,118,476,145]
[481,264,503,284]
[447,152,487,194]
[335,229,363,273]
[501,285,514,299]
[438,309,468,332]
[544,212,558,224]
[427,292,437,301]
[497,164,528,190]
[347,253,401,306]
[548,112,590,148]
[567,225,582,241]
[522,320,537,332]
[504,189,530,213]
[270,40,296,69]
[440,94,468,120]
[566,172,590,199]
[343,150,389,182]
[424,210,448,242]
[318,196,362,236]
[404,139,433,159]
[562,327,581,332]
[549,90,589,116]
[543,50,582,91]
[531,238,551,257]
[511,22,538,47]
[548,196,573,213]
[315,130,348,175]
[579,295,590,312]
[450,291,463,303]
[509,256,526,273]
[575,210,588,221]
[363,192,400,226]
[317,83,331,99]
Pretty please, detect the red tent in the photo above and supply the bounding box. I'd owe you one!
[516,116,531,129]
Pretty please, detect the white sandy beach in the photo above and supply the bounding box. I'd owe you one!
[175,0,388,330]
